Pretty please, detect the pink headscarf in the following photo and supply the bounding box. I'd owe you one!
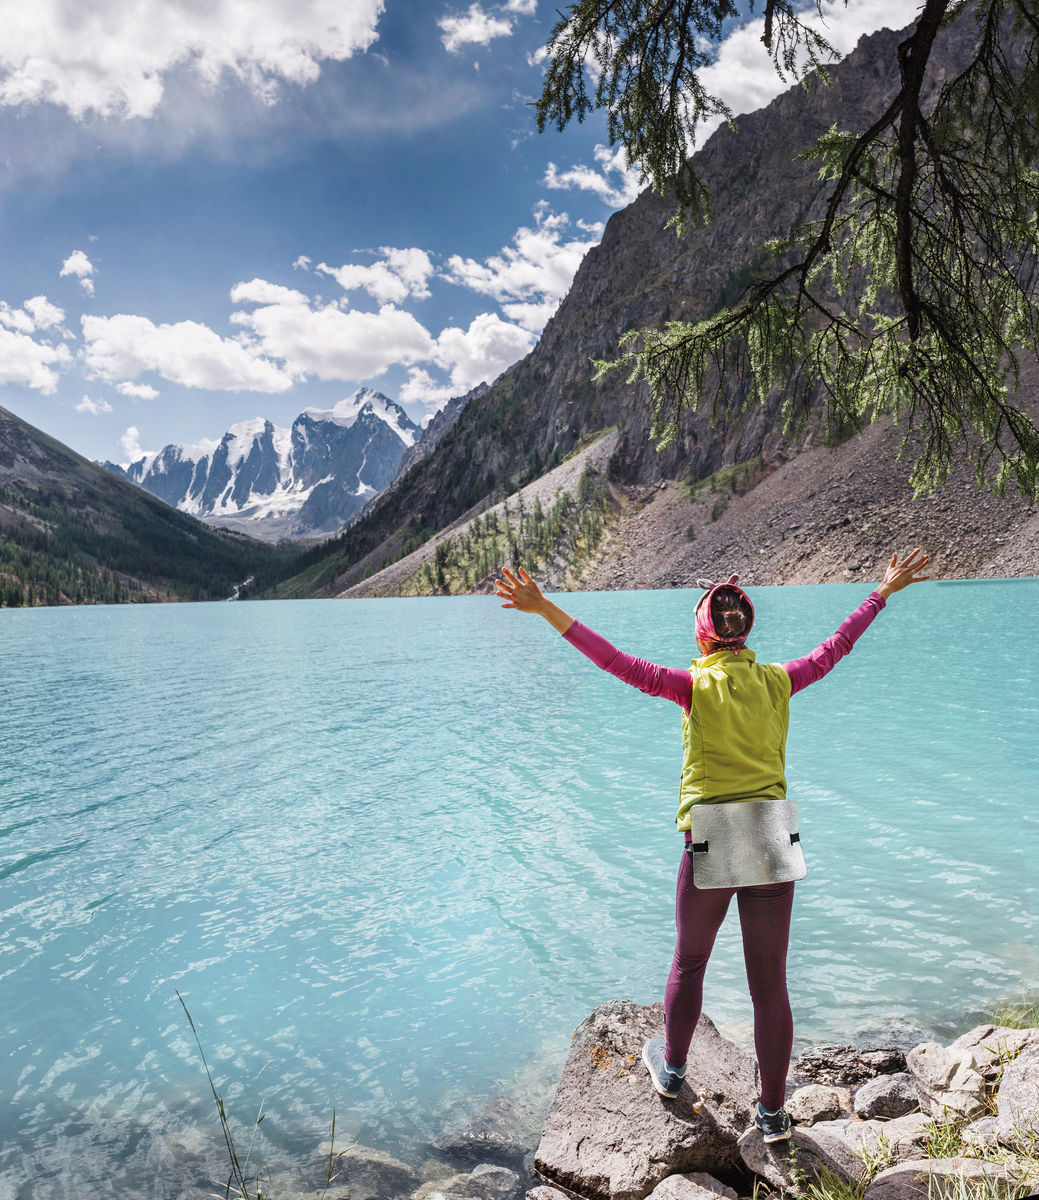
[695,580,755,653]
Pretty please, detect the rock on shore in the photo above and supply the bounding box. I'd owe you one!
[533,1000,757,1200]
[524,1005,1039,1200]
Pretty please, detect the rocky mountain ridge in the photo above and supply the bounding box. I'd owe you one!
[104,388,420,541]
[273,12,1035,601]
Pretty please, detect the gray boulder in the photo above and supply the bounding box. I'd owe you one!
[786,1084,846,1125]
[525,1189,570,1200]
[961,1116,1001,1152]
[737,1121,863,1192]
[413,1173,471,1200]
[951,1023,1039,1055]
[862,1156,1022,1200]
[850,1017,932,1051]
[316,1143,421,1200]
[833,1112,930,1167]
[533,999,758,1200]
[995,1043,1039,1141]
[906,1042,988,1121]
[645,1172,738,1200]
[432,1096,537,1172]
[951,1024,1039,1082]
[853,1071,919,1119]
[468,1164,521,1197]
[794,1044,906,1087]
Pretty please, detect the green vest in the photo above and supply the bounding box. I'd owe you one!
[675,648,792,830]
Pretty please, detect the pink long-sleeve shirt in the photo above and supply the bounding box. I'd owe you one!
[561,592,886,713]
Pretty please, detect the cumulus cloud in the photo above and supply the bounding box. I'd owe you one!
[399,312,537,410]
[24,295,67,330]
[442,204,599,333]
[1,295,67,334]
[76,394,113,414]
[399,367,456,411]
[543,144,643,210]
[230,278,310,307]
[439,4,513,53]
[121,425,153,463]
[504,0,537,13]
[0,0,385,120]
[539,2,913,206]
[316,248,435,305]
[60,250,95,296]
[433,312,534,394]
[696,0,914,132]
[117,381,160,400]
[292,255,313,271]
[232,288,436,380]
[82,313,294,392]
[0,327,72,392]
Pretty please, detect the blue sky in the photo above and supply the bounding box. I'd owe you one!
[0,0,909,464]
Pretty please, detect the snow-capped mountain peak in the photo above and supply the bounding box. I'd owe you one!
[302,388,418,447]
[223,417,276,467]
[112,389,421,540]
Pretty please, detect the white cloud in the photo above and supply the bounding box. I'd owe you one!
[695,0,915,135]
[442,204,598,333]
[233,294,436,381]
[292,255,313,271]
[60,250,95,296]
[543,143,643,210]
[316,248,435,305]
[0,0,385,120]
[399,367,456,411]
[230,278,310,307]
[121,425,154,463]
[76,394,113,414]
[433,312,534,394]
[82,313,294,392]
[539,2,914,208]
[1,295,66,334]
[24,295,67,330]
[504,0,537,13]
[0,326,72,392]
[117,381,160,400]
[439,4,513,53]
[500,299,558,330]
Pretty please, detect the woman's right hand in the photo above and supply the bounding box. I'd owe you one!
[876,547,930,599]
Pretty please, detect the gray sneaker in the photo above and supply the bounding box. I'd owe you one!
[642,1037,686,1098]
[754,1102,792,1143]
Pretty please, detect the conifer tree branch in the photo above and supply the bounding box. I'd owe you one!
[541,0,1039,497]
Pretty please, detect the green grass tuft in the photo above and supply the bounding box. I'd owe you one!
[990,991,1039,1030]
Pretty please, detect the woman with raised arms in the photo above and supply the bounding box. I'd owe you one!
[495,550,929,1142]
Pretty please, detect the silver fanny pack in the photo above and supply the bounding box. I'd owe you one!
[687,796,806,888]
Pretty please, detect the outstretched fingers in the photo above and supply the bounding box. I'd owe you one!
[495,564,545,611]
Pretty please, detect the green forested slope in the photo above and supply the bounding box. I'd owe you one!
[0,406,298,606]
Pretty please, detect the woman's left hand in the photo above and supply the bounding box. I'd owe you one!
[495,566,546,614]
[495,566,575,634]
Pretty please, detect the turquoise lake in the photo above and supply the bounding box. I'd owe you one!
[1,580,1036,1198]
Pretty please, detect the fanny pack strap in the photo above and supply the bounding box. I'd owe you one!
[687,831,800,855]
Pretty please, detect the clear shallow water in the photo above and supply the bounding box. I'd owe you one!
[0,581,1036,1198]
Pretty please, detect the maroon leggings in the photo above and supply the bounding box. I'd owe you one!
[664,850,795,1110]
